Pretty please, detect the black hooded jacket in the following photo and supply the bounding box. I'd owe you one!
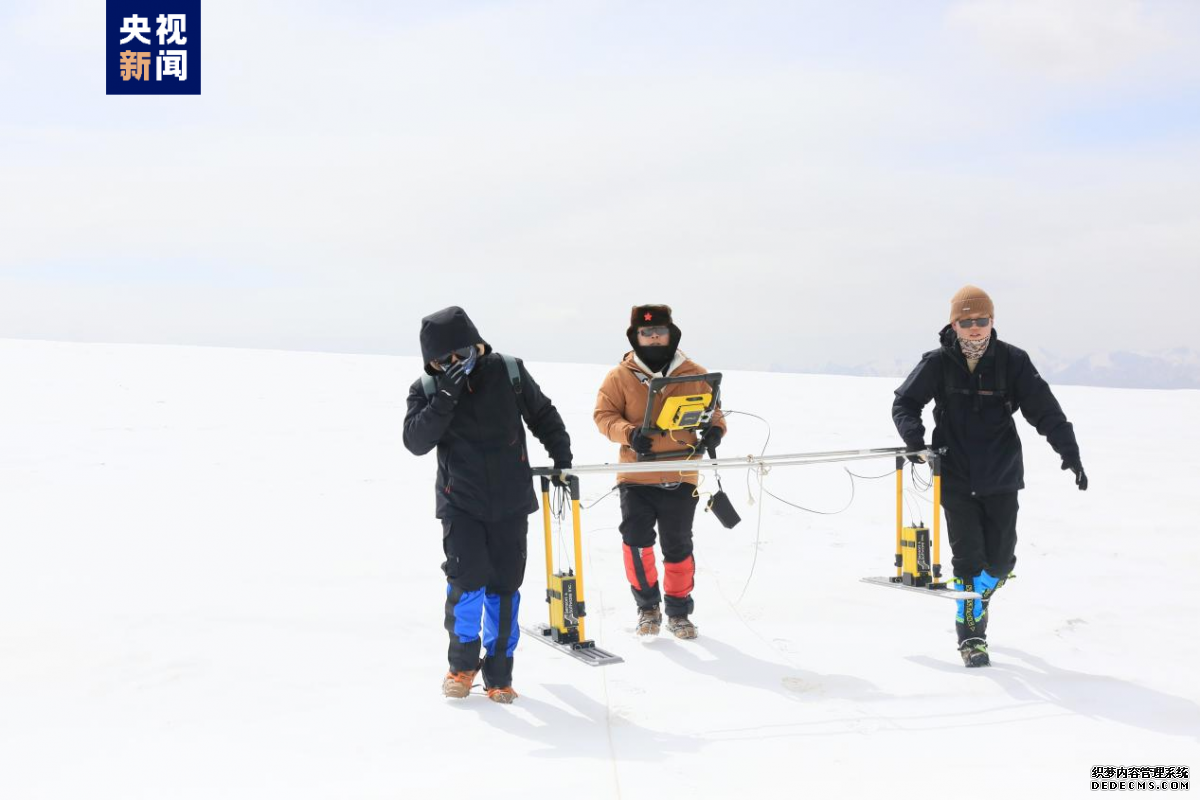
[403,308,572,521]
[892,326,1079,497]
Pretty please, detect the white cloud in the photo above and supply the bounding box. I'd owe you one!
[947,0,1174,80]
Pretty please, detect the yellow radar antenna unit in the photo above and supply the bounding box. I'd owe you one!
[521,474,624,667]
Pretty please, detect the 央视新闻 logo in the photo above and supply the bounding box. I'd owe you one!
[106,2,201,95]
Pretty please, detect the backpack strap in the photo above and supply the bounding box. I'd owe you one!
[500,353,533,425]
[994,342,1012,413]
[502,353,521,393]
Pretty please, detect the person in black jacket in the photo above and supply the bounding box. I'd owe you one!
[892,286,1086,667]
[403,307,572,702]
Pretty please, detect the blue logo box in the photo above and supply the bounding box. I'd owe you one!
[106,1,201,95]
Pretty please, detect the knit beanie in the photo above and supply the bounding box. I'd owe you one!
[949,285,994,323]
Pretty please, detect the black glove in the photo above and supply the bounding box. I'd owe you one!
[699,427,723,457]
[905,442,927,465]
[551,461,572,489]
[1062,453,1088,491]
[430,360,468,411]
[628,428,654,455]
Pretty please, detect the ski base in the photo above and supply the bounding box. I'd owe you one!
[860,576,981,599]
[521,625,624,666]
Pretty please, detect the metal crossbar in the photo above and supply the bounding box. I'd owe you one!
[531,446,940,477]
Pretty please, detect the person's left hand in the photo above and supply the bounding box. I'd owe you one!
[551,460,572,489]
[698,427,723,454]
[1062,453,1088,491]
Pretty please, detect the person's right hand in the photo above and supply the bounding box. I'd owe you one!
[431,361,468,410]
[551,460,572,489]
[905,442,927,465]
[628,428,655,455]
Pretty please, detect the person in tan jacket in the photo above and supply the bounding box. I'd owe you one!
[594,304,727,639]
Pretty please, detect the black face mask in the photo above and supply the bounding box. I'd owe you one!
[637,344,673,373]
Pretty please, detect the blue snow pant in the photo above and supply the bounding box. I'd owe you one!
[941,490,1017,643]
[441,513,527,688]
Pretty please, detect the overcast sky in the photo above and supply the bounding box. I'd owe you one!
[2,0,1199,372]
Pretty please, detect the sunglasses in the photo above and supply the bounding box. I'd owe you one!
[957,317,991,329]
[638,326,669,338]
[434,346,475,367]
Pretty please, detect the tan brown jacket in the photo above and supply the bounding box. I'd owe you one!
[594,351,727,485]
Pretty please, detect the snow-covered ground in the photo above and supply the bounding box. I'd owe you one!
[1,339,1196,799]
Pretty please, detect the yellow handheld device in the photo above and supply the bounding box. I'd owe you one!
[655,393,714,431]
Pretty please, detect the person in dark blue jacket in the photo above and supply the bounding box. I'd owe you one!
[892,286,1086,667]
[403,307,572,702]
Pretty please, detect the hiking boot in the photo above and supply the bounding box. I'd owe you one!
[442,662,481,698]
[636,606,662,637]
[486,686,519,704]
[666,615,698,640]
[959,637,990,668]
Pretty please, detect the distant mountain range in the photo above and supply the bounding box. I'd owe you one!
[797,348,1200,390]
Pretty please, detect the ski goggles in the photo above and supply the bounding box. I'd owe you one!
[637,326,670,338]
[957,317,991,329]
[433,346,476,367]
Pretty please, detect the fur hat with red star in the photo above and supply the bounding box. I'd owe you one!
[629,304,673,330]
[625,304,681,353]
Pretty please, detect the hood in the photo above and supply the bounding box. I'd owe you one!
[419,306,488,376]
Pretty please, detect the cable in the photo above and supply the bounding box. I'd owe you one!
[845,467,896,480]
[582,485,618,510]
[911,463,933,492]
[647,406,928,600]
[716,409,772,506]
[551,483,571,573]
[902,487,922,527]
[711,409,925,518]
[760,471,857,516]
[719,409,772,457]
[665,427,711,503]
[720,407,866,602]
[735,463,768,604]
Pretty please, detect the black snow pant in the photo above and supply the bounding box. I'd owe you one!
[441,513,528,689]
[941,490,1018,643]
[618,484,699,618]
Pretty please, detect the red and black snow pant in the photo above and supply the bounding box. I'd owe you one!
[618,484,699,618]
